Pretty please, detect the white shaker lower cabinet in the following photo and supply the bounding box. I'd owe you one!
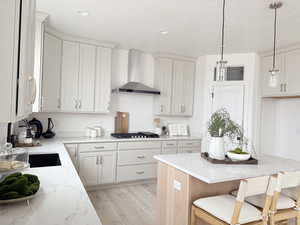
[161,141,177,154]
[79,151,116,186]
[41,33,62,112]
[65,144,78,170]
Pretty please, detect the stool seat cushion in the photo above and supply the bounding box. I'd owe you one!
[231,190,295,210]
[193,195,262,224]
[282,188,298,201]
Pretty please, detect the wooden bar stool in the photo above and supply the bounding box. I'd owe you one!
[268,171,300,225]
[191,176,276,225]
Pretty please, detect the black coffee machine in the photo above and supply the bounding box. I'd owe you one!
[42,118,56,139]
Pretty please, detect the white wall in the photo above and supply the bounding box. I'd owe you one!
[261,98,300,160]
[32,50,206,137]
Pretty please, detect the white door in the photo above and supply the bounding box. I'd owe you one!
[78,44,96,112]
[65,144,78,170]
[285,49,300,95]
[98,151,116,184]
[261,54,285,97]
[211,85,245,128]
[61,41,79,112]
[79,152,98,186]
[154,58,173,115]
[42,33,62,112]
[94,47,112,113]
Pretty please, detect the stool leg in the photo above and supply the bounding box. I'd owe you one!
[191,206,197,225]
[269,214,275,225]
[297,214,300,225]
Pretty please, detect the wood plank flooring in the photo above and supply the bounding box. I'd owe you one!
[88,182,156,225]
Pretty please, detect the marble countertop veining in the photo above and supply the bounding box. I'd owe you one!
[0,140,102,225]
[154,153,300,184]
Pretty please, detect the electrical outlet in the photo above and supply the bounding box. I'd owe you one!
[173,180,181,191]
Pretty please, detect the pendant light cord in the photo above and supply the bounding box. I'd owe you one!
[272,6,277,70]
[221,0,226,61]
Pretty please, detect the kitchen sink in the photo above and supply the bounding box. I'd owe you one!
[29,153,61,168]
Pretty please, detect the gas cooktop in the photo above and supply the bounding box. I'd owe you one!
[111,132,159,139]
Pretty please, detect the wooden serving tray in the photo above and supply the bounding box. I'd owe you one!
[201,152,258,165]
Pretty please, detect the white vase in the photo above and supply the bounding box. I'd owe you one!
[209,137,225,160]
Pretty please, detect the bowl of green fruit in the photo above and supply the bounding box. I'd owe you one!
[227,148,251,161]
[0,172,40,204]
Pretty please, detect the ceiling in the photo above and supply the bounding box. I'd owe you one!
[37,0,300,57]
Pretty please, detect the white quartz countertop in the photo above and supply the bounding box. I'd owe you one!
[154,153,300,184]
[60,135,201,144]
[0,140,102,225]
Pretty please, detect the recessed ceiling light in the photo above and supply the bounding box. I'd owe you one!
[160,30,169,35]
[77,10,90,16]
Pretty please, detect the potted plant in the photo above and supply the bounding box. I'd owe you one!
[207,108,242,160]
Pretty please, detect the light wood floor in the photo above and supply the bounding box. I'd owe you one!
[88,182,157,225]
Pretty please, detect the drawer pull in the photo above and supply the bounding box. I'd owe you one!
[136,171,145,175]
[166,144,175,146]
[187,150,193,153]
[137,155,145,159]
[94,146,105,149]
[186,143,193,145]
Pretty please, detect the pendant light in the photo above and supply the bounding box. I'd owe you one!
[216,0,227,81]
[268,1,282,88]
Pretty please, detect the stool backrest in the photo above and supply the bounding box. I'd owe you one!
[276,171,300,191]
[231,175,276,225]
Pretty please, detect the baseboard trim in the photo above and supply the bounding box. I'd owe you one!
[86,178,157,192]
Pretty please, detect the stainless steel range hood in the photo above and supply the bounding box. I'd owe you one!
[113,49,160,95]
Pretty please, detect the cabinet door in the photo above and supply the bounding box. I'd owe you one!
[17,0,36,119]
[261,55,285,97]
[172,60,195,116]
[41,33,62,112]
[95,47,112,113]
[98,151,116,184]
[154,58,173,115]
[78,44,96,112]
[79,152,98,186]
[285,49,300,95]
[61,41,79,112]
[65,144,78,170]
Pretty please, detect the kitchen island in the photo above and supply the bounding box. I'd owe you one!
[0,141,102,225]
[154,153,300,225]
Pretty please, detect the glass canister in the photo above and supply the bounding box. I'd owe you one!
[0,143,29,173]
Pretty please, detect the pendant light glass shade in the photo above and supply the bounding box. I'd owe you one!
[216,60,227,81]
[269,69,279,87]
[216,0,227,82]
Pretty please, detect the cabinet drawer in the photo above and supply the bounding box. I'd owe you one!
[178,140,201,148]
[78,142,117,152]
[178,147,201,153]
[161,148,177,155]
[117,164,157,182]
[118,141,161,150]
[162,141,177,149]
[118,149,160,166]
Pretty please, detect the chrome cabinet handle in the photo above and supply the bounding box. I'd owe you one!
[94,146,105,149]
[96,156,99,165]
[187,150,193,153]
[79,100,82,109]
[136,171,145,175]
[284,83,287,92]
[74,99,78,109]
[160,105,164,113]
[57,98,61,109]
[166,143,174,146]
[99,156,103,165]
[137,155,145,159]
[186,143,193,145]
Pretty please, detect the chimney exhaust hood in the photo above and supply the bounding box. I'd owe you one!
[113,49,160,95]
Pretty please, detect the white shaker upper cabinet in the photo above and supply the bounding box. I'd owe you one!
[154,58,173,115]
[78,44,96,112]
[61,41,80,112]
[95,47,112,113]
[41,33,62,112]
[261,54,285,97]
[285,49,300,95]
[172,60,195,116]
